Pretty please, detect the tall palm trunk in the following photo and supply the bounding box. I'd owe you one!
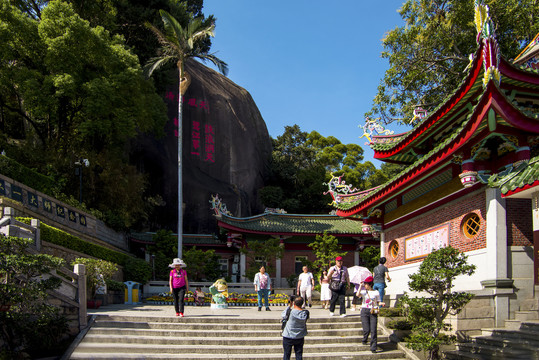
[176,61,189,258]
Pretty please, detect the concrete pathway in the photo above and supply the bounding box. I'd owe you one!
[88,303,361,320]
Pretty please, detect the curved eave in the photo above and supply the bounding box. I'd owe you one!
[337,81,538,217]
[215,213,364,236]
[373,44,485,161]
[499,57,539,86]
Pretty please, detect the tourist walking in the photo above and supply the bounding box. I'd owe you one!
[253,265,272,311]
[169,258,189,317]
[327,256,350,317]
[357,275,385,353]
[282,296,310,360]
[297,266,314,308]
[319,270,331,309]
[373,257,391,305]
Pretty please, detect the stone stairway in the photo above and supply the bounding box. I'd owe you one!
[68,314,407,359]
[444,294,539,360]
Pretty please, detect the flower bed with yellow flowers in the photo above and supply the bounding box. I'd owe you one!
[145,291,290,306]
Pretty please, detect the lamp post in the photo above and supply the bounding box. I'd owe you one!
[74,158,90,205]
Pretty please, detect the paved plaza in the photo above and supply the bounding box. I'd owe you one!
[87,303,360,320]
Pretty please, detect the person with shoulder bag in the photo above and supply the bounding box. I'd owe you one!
[327,256,350,317]
[372,257,391,305]
[281,296,309,360]
[357,276,385,353]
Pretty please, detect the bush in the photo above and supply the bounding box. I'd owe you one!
[71,258,118,299]
[124,257,152,284]
[17,217,132,266]
[106,279,125,292]
[387,319,413,330]
[0,235,69,357]
[400,246,476,360]
[0,156,61,196]
[379,306,404,317]
[286,274,298,288]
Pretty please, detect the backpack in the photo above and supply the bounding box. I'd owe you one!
[281,307,292,331]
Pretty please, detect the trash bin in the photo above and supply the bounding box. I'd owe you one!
[124,281,141,304]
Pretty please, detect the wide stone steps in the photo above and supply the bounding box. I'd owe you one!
[444,320,539,360]
[69,313,407,360]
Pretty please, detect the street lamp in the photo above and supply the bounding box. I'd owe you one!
[74,158,90,205]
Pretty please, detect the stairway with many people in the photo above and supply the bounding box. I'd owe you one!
[68,311,407,359]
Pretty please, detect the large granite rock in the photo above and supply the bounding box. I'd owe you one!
[132,60,272,234]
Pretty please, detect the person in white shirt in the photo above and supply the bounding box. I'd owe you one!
[296,266,315,308]
[356,275,385,353]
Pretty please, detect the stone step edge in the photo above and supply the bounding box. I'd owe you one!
[456,341,537,356]
[82,334,378,341]
[480,328,539,340]
[96,314,368,326]
[70,349,406,359]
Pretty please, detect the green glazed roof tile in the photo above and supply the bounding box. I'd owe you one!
[499,156,539,195]
[217,213,363,234]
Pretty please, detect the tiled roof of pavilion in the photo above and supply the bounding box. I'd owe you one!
[497,155,539,196]
[331,40,539,217]
[215,212,363,235]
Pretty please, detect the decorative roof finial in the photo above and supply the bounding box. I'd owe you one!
[359,117,394,145]
[474,0,501,87]
[209,194,232,217]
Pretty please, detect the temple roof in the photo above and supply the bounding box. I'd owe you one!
[514,32,539,65]
[215,212,364,236]
[331,40,539,217]
[498,155,539,196]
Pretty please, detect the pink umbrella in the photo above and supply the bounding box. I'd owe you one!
[347,266,372,286]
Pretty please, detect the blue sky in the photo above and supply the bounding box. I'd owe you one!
[202,0,410,167]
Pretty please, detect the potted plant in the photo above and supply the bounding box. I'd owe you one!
[72,258,118,308]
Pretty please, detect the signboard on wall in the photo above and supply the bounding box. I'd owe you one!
[405,223,450,261]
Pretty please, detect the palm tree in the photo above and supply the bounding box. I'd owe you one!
[145,10,228,258]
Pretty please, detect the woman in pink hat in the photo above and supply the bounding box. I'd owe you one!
[357,275,385,353]
[169,258,189,317]
[327,256,350,317]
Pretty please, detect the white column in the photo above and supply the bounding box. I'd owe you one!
[276,258,282,287]
[380,232,386,258]
[532,192,539,231]
[354,250,359,266]
[240,252,246,283]
[485,187,507,279]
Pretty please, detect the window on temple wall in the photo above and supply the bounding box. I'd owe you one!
[462,213,481,239]
[389,241,399,259]
[219,259,229,277]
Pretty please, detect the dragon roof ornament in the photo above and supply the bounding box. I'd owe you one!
[475,0,501,87]
[324,173,379,208]
[210,194,232,217]
[359,117,394,145]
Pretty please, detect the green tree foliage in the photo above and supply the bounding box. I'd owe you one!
[240,238,284,281]
[262,125,399,213]
[0,235,68,358]
[0,1,168,228]
[400,246,476,360]
[147,229,177,280]
[369,0,539,125]
[71,257,118,299]
[182,246,222,281]
[307,231,347,274]
[359,245,380,270]
[124,257,152,284]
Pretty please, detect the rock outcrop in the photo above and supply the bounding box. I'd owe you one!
[132,60,272,234]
